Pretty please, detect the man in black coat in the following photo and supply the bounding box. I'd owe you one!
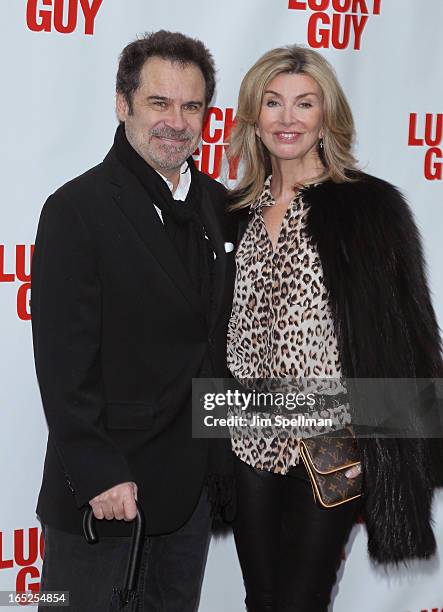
[31,30,234,611]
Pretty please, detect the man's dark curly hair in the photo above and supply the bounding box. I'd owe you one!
[116,30,216,112]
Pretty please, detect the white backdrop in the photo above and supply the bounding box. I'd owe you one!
[1,1,443,610]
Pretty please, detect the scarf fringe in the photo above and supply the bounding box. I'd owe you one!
[205,473,236,523]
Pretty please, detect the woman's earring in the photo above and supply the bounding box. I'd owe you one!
[319,138,324,149]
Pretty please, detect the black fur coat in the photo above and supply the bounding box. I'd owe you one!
[234,170,443,565]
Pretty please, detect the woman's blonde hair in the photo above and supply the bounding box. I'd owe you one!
[228,45,358,210]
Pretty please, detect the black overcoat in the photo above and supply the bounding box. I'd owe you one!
[31,146,235,537]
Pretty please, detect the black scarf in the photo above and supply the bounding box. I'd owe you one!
[113,123,213,316]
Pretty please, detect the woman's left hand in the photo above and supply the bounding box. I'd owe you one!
[345,463,362,479]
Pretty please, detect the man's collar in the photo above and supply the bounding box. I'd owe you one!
[156,161,191,201]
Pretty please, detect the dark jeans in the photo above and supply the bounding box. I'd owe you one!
[38,486,212,612]
[233,455,361,612]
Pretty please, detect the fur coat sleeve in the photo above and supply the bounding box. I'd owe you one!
[304,171,443,565]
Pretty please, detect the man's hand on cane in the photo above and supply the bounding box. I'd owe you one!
[89,481,138,520]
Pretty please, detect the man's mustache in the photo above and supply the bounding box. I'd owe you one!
[150,127,193,142]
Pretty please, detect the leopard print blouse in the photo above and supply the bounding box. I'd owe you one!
[227,176,351,474]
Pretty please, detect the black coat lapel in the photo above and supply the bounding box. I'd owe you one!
[198,183,227,331]
[104,150,206,323]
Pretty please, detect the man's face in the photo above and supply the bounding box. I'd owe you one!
[116,57,206,175]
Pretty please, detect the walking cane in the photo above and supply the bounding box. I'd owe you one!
[83,501,146,610]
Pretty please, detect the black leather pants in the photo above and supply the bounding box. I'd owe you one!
[232,455,361,612]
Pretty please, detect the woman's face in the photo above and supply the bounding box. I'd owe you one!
[256,72,324,165]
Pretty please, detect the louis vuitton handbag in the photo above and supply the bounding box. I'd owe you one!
[299,426,363,508]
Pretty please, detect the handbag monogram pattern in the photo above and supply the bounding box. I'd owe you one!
[299,427,362,508]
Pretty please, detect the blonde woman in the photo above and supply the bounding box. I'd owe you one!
[226,45,443,611]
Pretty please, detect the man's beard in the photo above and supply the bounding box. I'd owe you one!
[147,126,197,171]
